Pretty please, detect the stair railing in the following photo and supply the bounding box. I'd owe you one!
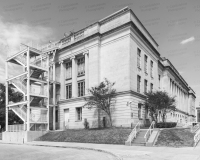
[11,77,27,94]
[191,123,200,133]
[144,121,155,143]
[194,127,200,146]
[125,121,140,145]
[15,54,26,66]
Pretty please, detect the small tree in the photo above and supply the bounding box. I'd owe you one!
[145,91,176,124]
[0,83,23,129]
[83,79,116,127]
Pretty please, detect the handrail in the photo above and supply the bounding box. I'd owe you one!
[8,124,25,132]
[125,121,140,145]
[144,121,155,142]
[6,72,28,82]
[194,128,200,146]
[191,124,200,133]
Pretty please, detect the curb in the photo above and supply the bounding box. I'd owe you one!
[0,141,122,160]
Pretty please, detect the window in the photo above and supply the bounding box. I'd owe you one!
[145,106,148,119]
[77,57,85,76]
[150,60,153,77]
[144,79,148,93]
[150,83,153,92]
[66,84,72,99]
[137,48,141,68]
[76,107,82,121]
[66,61,72,79]
[138,104,142,119]
[158,75,161,88]
[144,55,148,73]
[55,110,58,122]
[137,75,141,92]
[78,81,85,97]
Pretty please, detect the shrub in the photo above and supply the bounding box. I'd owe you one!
[83,118,89,129]
[156,122,177,128]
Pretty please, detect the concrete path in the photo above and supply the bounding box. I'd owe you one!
[1,140,200,160]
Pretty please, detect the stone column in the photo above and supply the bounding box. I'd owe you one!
[83,51,89,95]
[178,88,182,109]
[59,61,65,99]
[181,90,183,111]
[71,56,77,97]
[162,73,170,92]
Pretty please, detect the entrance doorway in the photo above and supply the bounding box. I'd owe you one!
[64,109,69,129]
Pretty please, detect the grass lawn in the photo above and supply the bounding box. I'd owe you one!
[155,128,195,147]
[37,128,132,145]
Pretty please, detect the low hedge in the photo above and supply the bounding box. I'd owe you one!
[156,122,177,128]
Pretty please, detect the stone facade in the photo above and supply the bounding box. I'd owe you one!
[48,7,196,130]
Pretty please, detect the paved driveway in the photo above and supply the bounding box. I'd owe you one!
[0,143,116,160]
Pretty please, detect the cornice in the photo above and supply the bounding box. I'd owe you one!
[58,90,147,105]
[57,21,160,61]
[165,66,189,91]
[175,108,189,116]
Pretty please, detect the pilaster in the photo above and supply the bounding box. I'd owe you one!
[83,51,89,95]
[71,56,77,98]
[59,61,65,99]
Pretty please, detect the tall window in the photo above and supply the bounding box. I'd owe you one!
[66,61,72,79]
[138,103,142,119]
[78,81,85,97]
[150,83,153,92]
[137,48,141,68]
[76,107,82,121]
[144,55,148,73]
[158,75,161,88]
[77,57,85,76]
[144,79,148,93]
[150,60,153,77]
[66,84,72,99]
[145,106,148,119]
[137,75,141,92]
[55,109,58,122]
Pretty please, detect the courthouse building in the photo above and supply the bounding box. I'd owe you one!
[5,7,196,133]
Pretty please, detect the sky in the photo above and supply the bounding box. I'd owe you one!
[0,0,199,106]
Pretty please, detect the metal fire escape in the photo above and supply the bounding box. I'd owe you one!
[5,42,59,131]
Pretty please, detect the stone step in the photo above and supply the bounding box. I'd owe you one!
[131,142,146,146]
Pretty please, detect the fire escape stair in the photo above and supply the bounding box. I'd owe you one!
[30,97,43,107]
[30,69,44,79]
[10,78,27,95]
[131,129,147,146]
[10,103,27,122]
[13,54,26,66]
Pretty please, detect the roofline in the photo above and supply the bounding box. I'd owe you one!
[129,9,159,47]
[161,58,188,87]
[59,7,159,51]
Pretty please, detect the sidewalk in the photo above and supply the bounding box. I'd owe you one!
[1,140,200,160]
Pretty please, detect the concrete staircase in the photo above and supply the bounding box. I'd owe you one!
[131,129,147,146]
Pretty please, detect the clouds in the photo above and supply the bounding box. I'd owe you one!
[0,16,55,83]
[180,36,195,45]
